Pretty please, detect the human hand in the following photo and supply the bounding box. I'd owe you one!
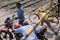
[14,17,18,20]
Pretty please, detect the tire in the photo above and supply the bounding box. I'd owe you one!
[9,33,14,40]
[29,13,40,24]
[44,36,48,40]
[55,35,60,40]
[15,33,23,40]
[1,32,10,40]
[49,15,59,27]
[0,32,3,40]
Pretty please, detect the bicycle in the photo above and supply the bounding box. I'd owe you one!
[29,10,59,27]
[29,2,59,27]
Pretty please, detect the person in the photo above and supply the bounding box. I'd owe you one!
[36,27,47,40]
[3,17,13,39]
[38,9,58,35]
[52,2,58,15]
[4,17,23,39]
[14,21,43,40]
[15,2,25,25]
[58,0,60,16]
[4,17,13,29]
[13,23,22,29]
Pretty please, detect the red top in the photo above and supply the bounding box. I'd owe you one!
[13,23,22,29]
[0,29,9,33]
[0,24,22,33]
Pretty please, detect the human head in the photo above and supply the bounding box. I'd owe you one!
[4,17,10,26]
[54,2,57,5]
[23,21,29,26]
[4,17,12,27]
[4,17,10,23]
[16,2,21,8]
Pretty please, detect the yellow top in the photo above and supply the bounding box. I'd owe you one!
[39,12,50,20]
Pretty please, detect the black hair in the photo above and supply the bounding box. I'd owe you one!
[54,3,56,5]
[23,21,29,26]
[16,2,21,5]
[4,17,13,24]
[5,17,10,23]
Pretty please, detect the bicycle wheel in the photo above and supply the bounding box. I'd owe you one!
[49,15,59,27]
[44,36,48,40]
[15,33,23,40]
[29,13,40,24]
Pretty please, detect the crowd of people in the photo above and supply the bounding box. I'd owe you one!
[0,2,59,40]
[0,2,47,40]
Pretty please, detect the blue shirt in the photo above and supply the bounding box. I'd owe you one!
[17,6,25,20]
[14,25,41,40]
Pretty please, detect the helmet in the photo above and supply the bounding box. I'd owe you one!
[4,17,13,24]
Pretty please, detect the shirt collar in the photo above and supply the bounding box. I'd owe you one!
[18,6,21,9]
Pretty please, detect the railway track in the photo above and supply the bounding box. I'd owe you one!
[0,0,50,26]
[5,0,42,11]
[0,0,43,18]
[0,0,28,9]
[0,0,23,8]
[0,0,59,40]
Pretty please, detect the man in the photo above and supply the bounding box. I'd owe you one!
[52,2,58,15]
[3,17,13,39]
[4,17,13,29]
[38,9,58,35]
[58,0,60,16]
[14,22,43,40]
[16,2,25,25]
